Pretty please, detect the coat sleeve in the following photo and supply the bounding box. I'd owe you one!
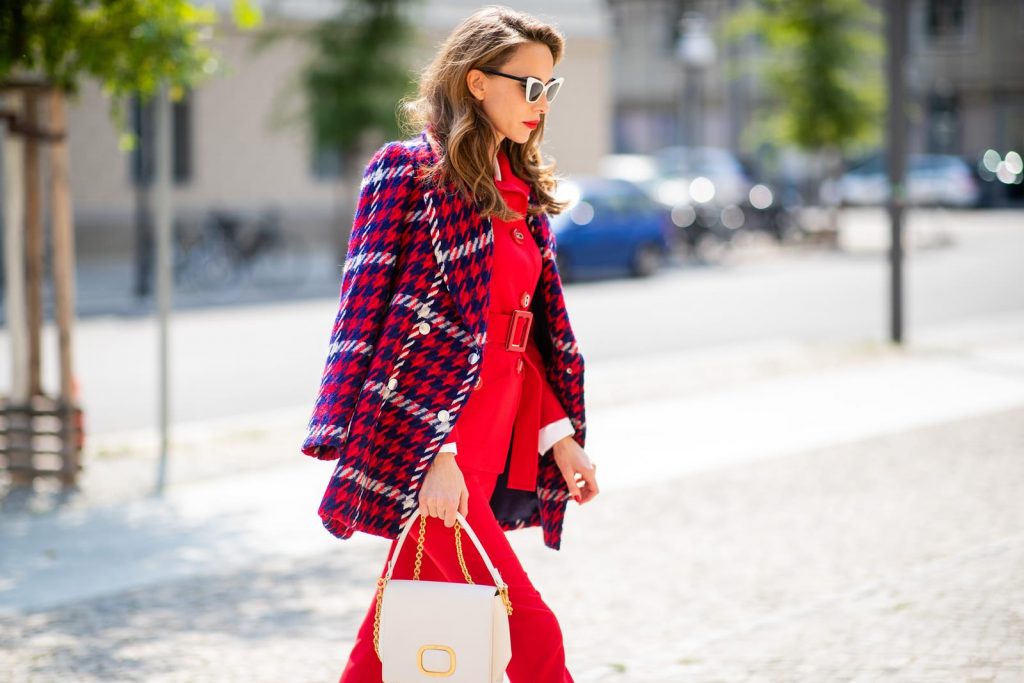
[526,337,575,455]
[301,142,416,460]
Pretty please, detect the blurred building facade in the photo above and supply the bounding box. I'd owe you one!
[607,0,1023,164]
[606,0,749,154]
[61,0,1024,263]
[65,0,611,261]
[905,0,1024,161]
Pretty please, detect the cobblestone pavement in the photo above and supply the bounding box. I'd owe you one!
[562,406,1024,683]
[2,404,1022,682]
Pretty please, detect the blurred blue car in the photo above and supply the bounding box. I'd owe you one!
[549,176,674,282]
[833,153,981,207]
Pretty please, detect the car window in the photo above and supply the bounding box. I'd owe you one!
[582,194,613,216]
[588,183,638,216]
[655,147,747,180]
[848,155,884,175]
[558,179,654,224]
[616,182,656,213]
[910,155,965,173]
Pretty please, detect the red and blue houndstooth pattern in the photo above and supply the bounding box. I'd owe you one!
[301,130,586,550]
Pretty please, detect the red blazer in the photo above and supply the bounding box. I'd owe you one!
[301,130,587,550]
[441,146,574,487]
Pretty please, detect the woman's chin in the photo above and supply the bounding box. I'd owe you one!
[511,128,533,144]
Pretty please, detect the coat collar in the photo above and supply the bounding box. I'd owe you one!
[413,129,553,348]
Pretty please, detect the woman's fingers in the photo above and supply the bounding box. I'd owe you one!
[558,463,579,500]
[577,463,599,504]
[425,493,459,526]
[444,503,457,527]
[418,456,467,526]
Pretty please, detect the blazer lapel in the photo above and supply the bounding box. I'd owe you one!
[418,131,561,352]
[421,144,494,346]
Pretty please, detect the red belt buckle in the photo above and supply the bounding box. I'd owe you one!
[505,309,533,352]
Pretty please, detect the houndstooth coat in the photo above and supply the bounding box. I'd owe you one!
[301,129,586,550]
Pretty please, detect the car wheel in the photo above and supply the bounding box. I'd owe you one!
[631,242,662,278]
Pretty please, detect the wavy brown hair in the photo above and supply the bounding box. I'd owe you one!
[399,5,570,221]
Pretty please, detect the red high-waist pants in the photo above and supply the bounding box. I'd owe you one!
[338,467,575,683]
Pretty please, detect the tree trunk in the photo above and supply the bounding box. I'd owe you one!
[47,88,80,486]
[2,92,34,486]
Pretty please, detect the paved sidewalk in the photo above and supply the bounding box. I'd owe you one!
[1,314,1023,681]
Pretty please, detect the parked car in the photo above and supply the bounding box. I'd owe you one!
[832,153,980,208]
[549,176,674,282]
[970,148,1024,207]
[597,153,661,198]
[635,146,804,261]
[735,156,806,243]
[651,146,754,207]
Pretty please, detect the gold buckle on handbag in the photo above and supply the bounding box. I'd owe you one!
[505,309,533,352]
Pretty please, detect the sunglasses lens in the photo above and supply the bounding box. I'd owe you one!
[528,80,544,103]
[546,81,561,102]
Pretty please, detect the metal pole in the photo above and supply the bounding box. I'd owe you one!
[154,83,173,494]
[885,0,908,345]
[133,97,154,299]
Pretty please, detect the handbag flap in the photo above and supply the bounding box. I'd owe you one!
[380,579,504,682]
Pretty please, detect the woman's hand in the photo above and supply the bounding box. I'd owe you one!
[418,451,469,527]
[552,436,599,504]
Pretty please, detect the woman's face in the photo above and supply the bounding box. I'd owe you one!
[466,42,555,153]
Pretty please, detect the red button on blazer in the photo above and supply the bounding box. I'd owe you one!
[443,148,570,490]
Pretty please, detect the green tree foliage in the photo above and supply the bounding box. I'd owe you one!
[254,0,418,173]
[721,0,884,157]
[0,0,262,147]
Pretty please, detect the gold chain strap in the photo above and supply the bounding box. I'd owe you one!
[372,575,387,660]
[413,515,426,580]
[373,514,514,661]
[451,519,475,584]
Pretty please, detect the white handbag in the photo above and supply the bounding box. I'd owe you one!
[373,511,513,682]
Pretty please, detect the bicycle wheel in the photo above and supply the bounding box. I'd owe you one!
[248,231,311,291]
[184,236,242,292]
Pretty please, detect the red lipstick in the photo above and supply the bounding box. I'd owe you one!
[523,120,539,129]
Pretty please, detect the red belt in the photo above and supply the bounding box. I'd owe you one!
[486,309,541,492]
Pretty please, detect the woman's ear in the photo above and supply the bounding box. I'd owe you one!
[466,68,486,102]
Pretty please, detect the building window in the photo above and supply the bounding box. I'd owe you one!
[926,92,959,154]
[926,0,966,39]
[667,2,684,54]
[128,89,193,186]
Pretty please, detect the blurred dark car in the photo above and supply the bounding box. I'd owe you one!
[549,176,674,282]
[970,149,1024,207]
[833,153,980,207]
[735,156,805,243]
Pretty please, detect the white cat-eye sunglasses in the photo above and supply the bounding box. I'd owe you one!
[479,67,565,104]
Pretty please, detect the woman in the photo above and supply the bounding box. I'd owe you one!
[301,6,599,681]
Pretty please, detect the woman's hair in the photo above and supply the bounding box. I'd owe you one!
[399,5,570,221]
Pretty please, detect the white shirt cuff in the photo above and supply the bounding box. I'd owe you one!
[440,417,575,459]
[539,417,575,455]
